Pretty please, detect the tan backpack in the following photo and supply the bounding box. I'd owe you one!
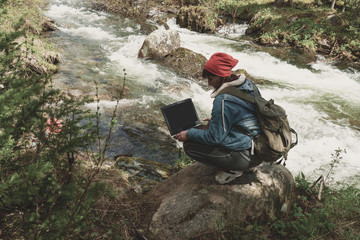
[219,81,298,165]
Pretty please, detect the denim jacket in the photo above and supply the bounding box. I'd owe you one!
[187,77,262,151]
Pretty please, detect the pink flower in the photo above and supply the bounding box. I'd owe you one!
[46,118,62,134]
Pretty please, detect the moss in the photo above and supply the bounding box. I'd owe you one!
[162,47,207,80]
[115,156,174,181]
[176,6,218,33]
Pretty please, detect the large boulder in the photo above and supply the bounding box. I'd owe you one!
[140,162,295,240]
[162,47,207,80]
[138,29,180,58]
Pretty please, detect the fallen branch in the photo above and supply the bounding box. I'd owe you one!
[329,39,337,55]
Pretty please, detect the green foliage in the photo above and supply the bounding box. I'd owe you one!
[226,222,267,240]
[217,0,245,22]
[207,0,360,61]
[323,186,360,238]
[270,174,334,239]
[0,0,122,239]
[207,147,359,240]
[207,178,359,239]
[295,172,312,195]
[174,148,195,170]
[267,148,358,240]
[177,6,218,33]
[324,147,346,184]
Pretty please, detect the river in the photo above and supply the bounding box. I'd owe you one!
[44,0,360,186]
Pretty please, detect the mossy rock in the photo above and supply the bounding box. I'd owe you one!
[140,22,159,35]
[162,47,207,80]
[176,6,218,33]
[233,69,267,85]
[115,156,174,182]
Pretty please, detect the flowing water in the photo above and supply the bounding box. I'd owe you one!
[44,0,360,186]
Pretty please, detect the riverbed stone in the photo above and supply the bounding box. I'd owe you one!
[162,47,207,80]
[138,29,180,58]
[140,162,295,240]
[115,156,173,182]
[66,89,83,98]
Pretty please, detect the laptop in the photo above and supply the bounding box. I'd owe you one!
[161,98,202,137]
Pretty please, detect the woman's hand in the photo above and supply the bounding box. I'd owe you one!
[176,130,188,142]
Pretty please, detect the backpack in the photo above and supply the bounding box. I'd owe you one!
[219,80,298,165]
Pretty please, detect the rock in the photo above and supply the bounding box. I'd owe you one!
[140,162,295,240]
[67,89,83,98]
[115,156,174,182]
[165,7,179,15]
[258,35,279,46]
[44,51,61,65]
[156,19,170,30]
[162,47,207,80]
[327,14,343,26]
[317,38,331,49]
[138,29,180,58]
[139,22,158,35]
[233,69,265,85]
[42,17,57,32]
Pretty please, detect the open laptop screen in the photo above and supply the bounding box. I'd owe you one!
[161,98,201,136]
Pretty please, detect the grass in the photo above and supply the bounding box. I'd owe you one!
[0,0,45,34]
[225,0,359,63]
[0,0,58,74]
[268,175,360,240]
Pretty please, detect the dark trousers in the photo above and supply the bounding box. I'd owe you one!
[183,141,262,171]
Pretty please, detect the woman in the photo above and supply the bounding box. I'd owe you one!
[176,52,263,184]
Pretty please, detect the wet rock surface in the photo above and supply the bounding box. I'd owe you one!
[138,29,181,59]
[115,156,174,182]
[162,47,207,80]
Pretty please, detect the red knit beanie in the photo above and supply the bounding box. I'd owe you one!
[204,52,239,77]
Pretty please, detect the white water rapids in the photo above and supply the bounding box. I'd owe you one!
[44,0,360,186]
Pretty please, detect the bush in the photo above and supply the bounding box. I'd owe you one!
[0,0,114,238]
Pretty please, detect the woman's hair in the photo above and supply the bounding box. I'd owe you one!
[202,68,239,90]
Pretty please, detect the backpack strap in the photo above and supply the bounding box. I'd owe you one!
[217,85,258,137]
[217,79,260,104]
[218,86,255,103]
[247,79,261,99]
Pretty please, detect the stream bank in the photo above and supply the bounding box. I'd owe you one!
[89,0,360,70]
[0,0,61,75]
